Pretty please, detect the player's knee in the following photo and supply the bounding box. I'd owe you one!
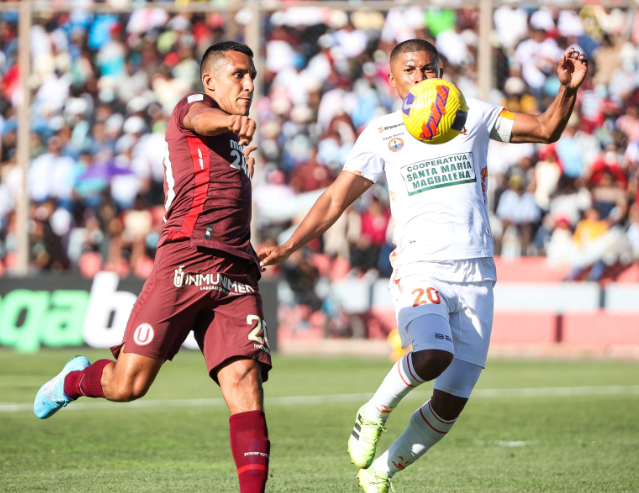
[411,349,454,382]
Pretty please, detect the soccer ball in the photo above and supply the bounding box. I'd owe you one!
[401,79,468,145]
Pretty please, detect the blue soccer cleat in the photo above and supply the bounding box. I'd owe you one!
[34,355,90,419]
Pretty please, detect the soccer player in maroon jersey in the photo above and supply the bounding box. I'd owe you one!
[34,41,271,493]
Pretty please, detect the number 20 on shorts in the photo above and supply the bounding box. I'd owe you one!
[247,315,270,348]
[412,288,441,307]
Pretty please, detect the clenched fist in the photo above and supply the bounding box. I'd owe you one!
[228,115,255,146]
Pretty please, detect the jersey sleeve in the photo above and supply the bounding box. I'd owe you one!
[342,123,385,183]
[176,93,219,133]
[472,99,515,143]
[478,100,505,136]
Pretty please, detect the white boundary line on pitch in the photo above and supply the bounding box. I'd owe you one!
[2,385,639,414]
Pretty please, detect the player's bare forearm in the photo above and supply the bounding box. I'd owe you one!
[511,48,588,144]
[184,104,255,144]
[283,191,343,254]
[511,85,577,144]
[259,171,373,266]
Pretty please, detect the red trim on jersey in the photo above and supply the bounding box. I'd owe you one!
[178,135,210,238]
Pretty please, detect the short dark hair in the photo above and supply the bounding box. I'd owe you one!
[390,39,439,64]
[200,41,254,77]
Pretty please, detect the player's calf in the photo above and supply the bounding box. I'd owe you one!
[349,352,423,469]
[218,358,270,493]
[64,359,114,400]
[364,359,484,485]
[372,397,458,479]
[229,410,270,493]
[361,314,455,422]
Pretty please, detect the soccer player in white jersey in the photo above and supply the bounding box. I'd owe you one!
[259,39,588,492]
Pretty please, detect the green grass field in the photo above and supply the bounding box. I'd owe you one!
[1,349,638,493]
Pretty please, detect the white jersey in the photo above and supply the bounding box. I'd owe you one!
[343,98,504,267]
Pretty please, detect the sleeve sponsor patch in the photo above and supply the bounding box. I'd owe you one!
[400,152,476,196]
[187,94,204,104]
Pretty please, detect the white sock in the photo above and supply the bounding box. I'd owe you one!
[373,400,456,476]
[364,353,425,421]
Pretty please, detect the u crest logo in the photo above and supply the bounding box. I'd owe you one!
[133,324,154,346]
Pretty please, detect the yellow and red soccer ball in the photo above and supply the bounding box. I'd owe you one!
[401,79,468,145]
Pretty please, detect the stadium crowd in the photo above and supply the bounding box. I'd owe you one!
[0,3,638,286]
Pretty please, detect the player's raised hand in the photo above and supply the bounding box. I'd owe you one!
[244,146,258,178]
[258,245,291,268]
[558,48,588,90]
[228,115,255,146]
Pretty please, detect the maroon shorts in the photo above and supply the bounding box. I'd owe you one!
[111,240,272,383]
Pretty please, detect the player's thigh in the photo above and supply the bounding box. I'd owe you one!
[448,281,494,368]
[112,245,202,364]
[406,314,455,356]
[113,279,195,363]
[195,292,272,386]
[391,273,458,350]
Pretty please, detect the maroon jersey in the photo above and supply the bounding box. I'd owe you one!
[158,93,256,265]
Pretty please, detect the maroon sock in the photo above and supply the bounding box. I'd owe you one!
[63,360,113,400]
[229,410,270,493]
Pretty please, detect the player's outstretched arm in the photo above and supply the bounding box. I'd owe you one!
[184,103,255,145]
[510,48,588,144]
[259,171,374,267]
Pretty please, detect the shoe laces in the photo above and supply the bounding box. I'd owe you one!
[359,417,387,442]
[371,475,395,493]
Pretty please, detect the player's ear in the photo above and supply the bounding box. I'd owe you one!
[202,72,215,93]
[388,72,396,88]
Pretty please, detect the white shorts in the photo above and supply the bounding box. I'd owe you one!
[390,260,495,368]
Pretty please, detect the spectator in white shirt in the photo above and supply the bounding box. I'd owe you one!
[497,174,541,255]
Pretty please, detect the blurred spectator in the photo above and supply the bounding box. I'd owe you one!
[573,207,608,248]
[349,198,390,274]
[628,204,639,259]
[0,4,636,286]
[591,168,628,223]
[496,175,540,256]
[549,175,592,227]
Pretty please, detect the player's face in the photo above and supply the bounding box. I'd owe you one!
[204,51,256,116]
[388,51,443,100]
